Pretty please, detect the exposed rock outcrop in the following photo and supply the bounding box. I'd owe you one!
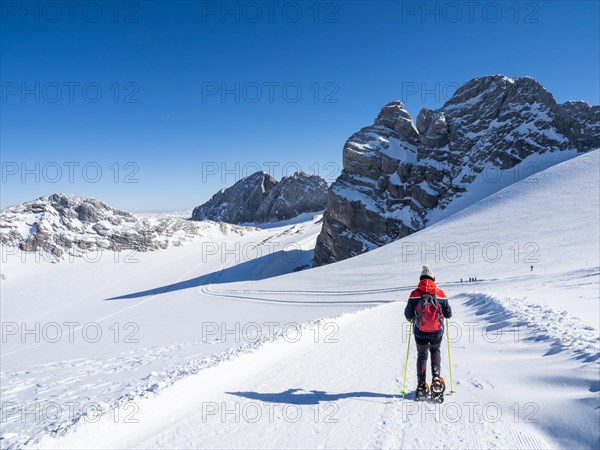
[314,75,599,266]
[192,171,327,224]
[191,172,277,224]
[254,172,328,223]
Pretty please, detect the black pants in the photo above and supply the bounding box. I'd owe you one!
[415,336,442,382]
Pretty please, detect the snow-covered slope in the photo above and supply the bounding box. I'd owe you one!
[0,213,333,449]
[1,152,599,449]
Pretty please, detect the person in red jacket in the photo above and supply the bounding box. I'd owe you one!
[404,264,452,400]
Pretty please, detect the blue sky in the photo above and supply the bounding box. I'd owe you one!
[1,0,598,211]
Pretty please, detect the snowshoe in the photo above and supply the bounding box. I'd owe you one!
[415,381,429,401]
[430,376,445,403]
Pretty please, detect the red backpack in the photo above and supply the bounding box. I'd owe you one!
[415,292,443,332]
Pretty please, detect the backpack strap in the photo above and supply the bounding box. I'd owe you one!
[414,290,429,321]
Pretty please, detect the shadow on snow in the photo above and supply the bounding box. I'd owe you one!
[105,249,313,300]
[226,388,397,405]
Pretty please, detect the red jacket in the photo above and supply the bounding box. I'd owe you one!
[408,279,447,301]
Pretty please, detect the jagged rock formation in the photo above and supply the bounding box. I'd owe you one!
[0,193,251,259]
[254,172,328,223]
[192,171,328,224]
[314,75,599,266]
[192,172,277,224]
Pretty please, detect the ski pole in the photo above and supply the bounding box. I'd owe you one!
[446,318,454,394]
[402,320,412,398]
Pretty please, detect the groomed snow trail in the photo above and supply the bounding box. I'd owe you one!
[37,290,598,449]
[10,152,600,449]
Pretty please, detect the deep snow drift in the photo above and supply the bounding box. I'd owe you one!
[1,152,599,449]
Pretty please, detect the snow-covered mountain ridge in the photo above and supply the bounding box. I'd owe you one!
[0,193,255,259]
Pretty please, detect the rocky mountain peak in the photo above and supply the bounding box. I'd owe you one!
[375,100,419,142]
[254,172,328,223]
[44,193,127,223]
[444,75,556,115]
[192,171,328,224]
[191,172,277,224]
[314,75,599,266]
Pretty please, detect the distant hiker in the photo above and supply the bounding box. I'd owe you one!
[531,265,533,271]
[460,278,463,283]
[404,264,452,401]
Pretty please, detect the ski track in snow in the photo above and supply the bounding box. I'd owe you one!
[3,152,600,449]
[5,269,600,449]
[33,295,595,449]
[0,219,331,449]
